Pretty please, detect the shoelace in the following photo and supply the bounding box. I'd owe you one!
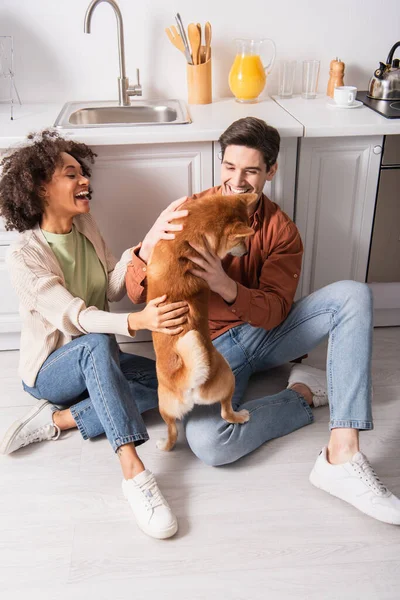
[352,456,388,496]
[139,476,166,511]
[19,423,61,447]
[312,388,328,407]
[313,388,326,397]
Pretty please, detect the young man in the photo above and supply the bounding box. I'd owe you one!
[127,117,400,526]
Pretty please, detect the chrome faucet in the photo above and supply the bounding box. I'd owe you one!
[84,0,142,106]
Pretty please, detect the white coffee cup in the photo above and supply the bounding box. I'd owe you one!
[334,86,357,106]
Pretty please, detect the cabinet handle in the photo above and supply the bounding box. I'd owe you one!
[373,145,382,155]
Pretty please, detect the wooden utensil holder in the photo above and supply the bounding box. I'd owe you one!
[187,51,212,104]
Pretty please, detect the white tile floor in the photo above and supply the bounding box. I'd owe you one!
[1,328,400,600]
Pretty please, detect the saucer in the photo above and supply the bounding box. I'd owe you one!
[327,99,363,109]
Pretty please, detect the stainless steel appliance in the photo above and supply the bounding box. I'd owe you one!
[357,41,400,118]
[357,90,400,119]
[368,136,400,282]
[368,41,400,100]
[367,135,400,325]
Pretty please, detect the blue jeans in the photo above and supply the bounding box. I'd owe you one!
[23,333,158,452]
[184,280,373,466]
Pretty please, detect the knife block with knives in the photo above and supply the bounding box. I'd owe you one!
[166,16,212,104]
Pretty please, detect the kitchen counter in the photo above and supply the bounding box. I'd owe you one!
[273,94,400,137]
[0,98,303,148]
[2,94,399,149]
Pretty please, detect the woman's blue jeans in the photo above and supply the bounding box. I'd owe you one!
[184,280,373,466]
[23,334,158,452]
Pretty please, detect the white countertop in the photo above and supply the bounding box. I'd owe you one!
[273,94,400,137]
[2,95,399,148]
[0,98,303,148]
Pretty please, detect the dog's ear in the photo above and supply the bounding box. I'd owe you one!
[228,223,255,239]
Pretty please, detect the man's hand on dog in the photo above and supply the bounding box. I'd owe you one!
[188,237,238,304]
[139,197,189,263]
[129,296,189,335]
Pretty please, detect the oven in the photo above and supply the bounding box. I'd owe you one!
[367,135,400,325]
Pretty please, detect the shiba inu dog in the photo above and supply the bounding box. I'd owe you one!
[147,193,256,451]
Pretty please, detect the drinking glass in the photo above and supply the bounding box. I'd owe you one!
[302,60,320,99]
[278,60,296,98]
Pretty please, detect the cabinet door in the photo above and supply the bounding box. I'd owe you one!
[213,138,298,220]
[296,136,383,297]
[0,245,21,350]
[0,150,18,246]
[0,149,20,350]
[0,142,213,348]
[89,142,213,341]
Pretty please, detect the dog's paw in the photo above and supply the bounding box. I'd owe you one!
[156,438,169,451]
[233,409,250,424]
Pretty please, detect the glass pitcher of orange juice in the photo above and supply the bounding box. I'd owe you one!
[229,39,276,103]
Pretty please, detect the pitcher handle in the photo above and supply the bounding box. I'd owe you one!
[262,39,276,74]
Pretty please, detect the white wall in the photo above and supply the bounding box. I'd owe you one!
[1,0,399,105]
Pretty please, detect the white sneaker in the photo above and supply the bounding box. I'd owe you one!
[310,447,400,525]
[122,469,178,539]
[288,364,329,407]
[0,399,60,455]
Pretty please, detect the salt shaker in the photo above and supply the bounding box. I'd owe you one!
[327,58,345,97]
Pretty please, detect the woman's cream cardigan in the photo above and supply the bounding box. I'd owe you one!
[7,213,135,387]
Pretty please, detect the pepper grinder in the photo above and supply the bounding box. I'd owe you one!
[327,57,345,97]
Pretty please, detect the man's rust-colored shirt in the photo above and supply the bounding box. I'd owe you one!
[125,186,303,340]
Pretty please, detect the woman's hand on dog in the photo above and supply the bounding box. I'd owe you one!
[128,295,189,335]
[139,197,189,263]
[188,238,238,304]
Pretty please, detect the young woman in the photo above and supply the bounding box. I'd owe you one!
[0,130,189,540]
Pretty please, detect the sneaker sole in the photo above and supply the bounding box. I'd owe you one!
[137,519,178,540]
[309,468,400,526]
[0,400,50,455]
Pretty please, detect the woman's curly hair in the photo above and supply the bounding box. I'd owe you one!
[0,129,97,232]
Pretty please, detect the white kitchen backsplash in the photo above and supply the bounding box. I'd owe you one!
[0,0,399,104]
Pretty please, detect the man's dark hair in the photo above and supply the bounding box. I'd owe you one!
[0,129,96,232]
[218,117,280,172]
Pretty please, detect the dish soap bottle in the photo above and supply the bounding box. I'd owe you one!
[327,58,345,97]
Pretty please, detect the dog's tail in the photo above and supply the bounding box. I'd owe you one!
[175,330,210,388]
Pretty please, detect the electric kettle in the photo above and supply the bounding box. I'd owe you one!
[368,41,400,100]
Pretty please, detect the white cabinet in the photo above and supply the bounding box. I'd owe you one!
[0,243,20,350]
[295,136,383,297]
[81,142,213,342]
[90,142,213,264]
[0,141,213,349]
[0,150,20,350]
[0,134,385,349]
[213,137,298,219]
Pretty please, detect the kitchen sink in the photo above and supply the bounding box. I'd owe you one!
[54,100,191,128]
